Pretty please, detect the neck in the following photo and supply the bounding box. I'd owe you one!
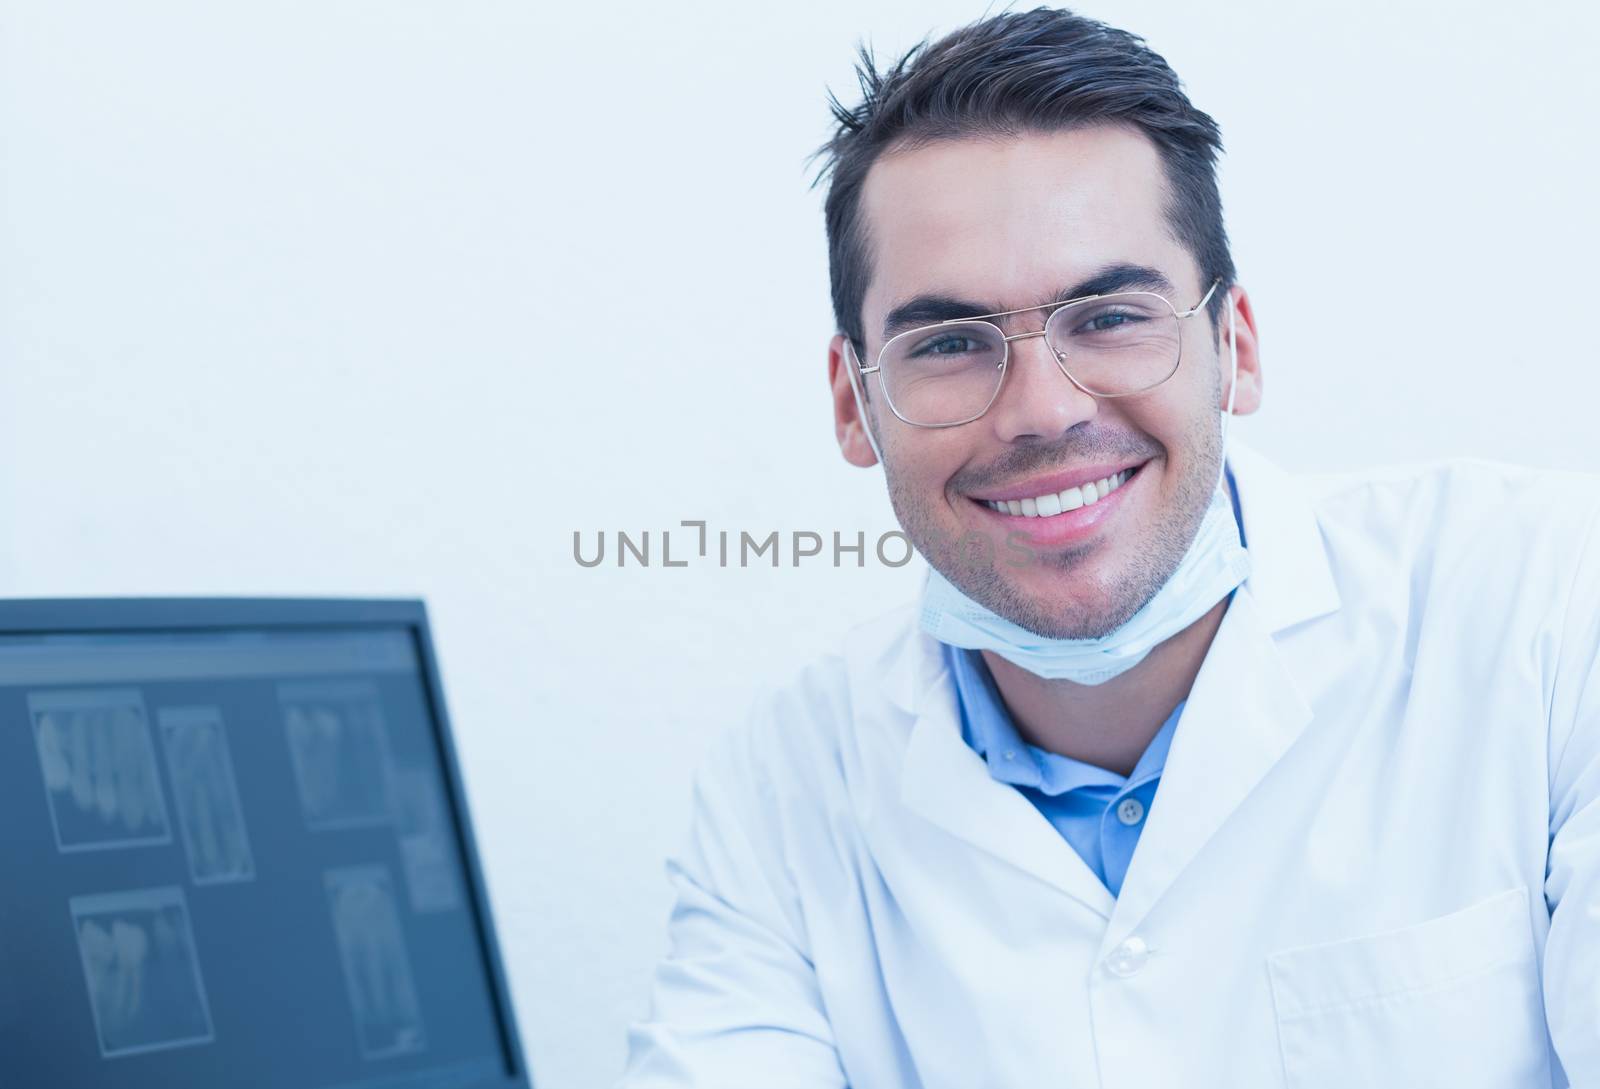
[980,593,1228,778]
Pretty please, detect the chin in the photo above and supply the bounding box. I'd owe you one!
[979,563,1141,641]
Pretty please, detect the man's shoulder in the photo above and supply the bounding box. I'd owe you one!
[1281,454,1600,635]
[1298,453,1600,554]
[701,602,926,800]
[1300,452,1599,502]
[748,599,919,709]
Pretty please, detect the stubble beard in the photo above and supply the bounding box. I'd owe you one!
[888,401,1223,642]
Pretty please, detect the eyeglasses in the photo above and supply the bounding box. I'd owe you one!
[848,279,1222,428]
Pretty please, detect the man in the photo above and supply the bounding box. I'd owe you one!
[619,8,1600,1087]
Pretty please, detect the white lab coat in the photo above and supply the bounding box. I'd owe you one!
[618,438,1600,1088]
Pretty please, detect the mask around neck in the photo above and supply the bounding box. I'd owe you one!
[918,467,1250,684]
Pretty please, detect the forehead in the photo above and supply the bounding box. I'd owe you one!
[858,124,1192,325]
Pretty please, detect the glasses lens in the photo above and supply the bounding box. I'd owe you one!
[1045,292,1182,395]
[878,321,1006,426]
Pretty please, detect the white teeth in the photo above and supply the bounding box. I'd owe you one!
[983,467,1137,517]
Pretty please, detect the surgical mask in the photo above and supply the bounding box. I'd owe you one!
[916,299,1249,685]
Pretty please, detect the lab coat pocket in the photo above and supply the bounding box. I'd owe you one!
[1266,885,1550,1089]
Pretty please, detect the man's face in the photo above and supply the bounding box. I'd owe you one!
[838,124,1258,639]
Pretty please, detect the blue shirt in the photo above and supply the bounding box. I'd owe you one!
[945,642,1184,897]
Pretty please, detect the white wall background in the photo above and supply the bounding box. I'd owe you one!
[2,2,1596,1086]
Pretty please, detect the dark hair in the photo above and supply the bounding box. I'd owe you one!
[812,7,1234,355]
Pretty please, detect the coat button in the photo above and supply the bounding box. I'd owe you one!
[1116,798,1145,825]
[1104,936,1148,978]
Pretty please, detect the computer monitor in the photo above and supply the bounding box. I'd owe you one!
[0,599,532,1089]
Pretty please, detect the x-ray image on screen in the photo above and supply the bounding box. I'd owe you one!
[280,680,395,831]
[31,688,172,853]
[392,767,463,914]
[325,864,427,1060]
[70,886,215,1058]
[158,706,255,885]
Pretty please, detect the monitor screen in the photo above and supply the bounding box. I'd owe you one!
[0,603,527,1089]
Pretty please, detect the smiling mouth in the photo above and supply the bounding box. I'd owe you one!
[972,464,1142,518]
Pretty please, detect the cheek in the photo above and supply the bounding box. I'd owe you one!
[1130,374,1216,452]
[884,435,969,510]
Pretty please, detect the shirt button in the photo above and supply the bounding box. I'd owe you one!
[1104,936,1149,978]
[1004,750,1016,760]
[1116,797,1145,825]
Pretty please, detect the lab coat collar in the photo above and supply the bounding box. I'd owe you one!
[875,436,1342,926]
[1225,435,1341,633]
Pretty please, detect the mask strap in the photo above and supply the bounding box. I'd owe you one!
[1215,288,1238,496]
[843,338,884,465]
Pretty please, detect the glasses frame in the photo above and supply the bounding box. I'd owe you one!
[851,278,1223,429]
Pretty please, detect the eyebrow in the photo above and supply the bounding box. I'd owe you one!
[880,262,1178,339]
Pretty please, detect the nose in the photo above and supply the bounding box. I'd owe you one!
[984,329,1099,444]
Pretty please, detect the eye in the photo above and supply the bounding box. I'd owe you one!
[909,333,987,357]
[1075,308,1147,334]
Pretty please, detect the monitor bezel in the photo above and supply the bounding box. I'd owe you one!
[0,596,534,1089]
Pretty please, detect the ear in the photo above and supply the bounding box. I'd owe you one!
[1217,285,1263,417]
[828,333,881,468]
[1216,284,1267,415]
